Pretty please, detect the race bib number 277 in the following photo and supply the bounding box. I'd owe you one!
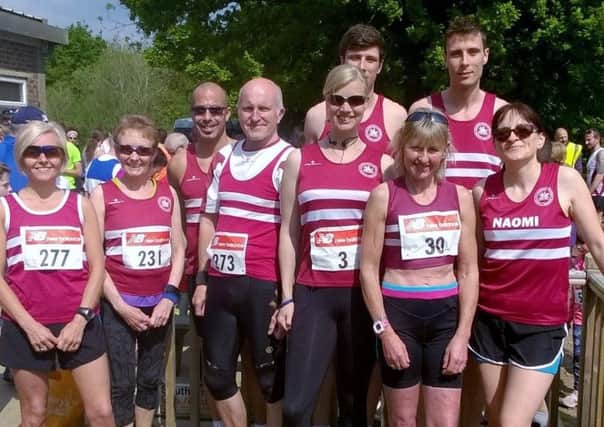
[21,226,84,270]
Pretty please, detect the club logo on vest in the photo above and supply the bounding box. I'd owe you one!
[364,125,383,143]
[185,174,201,182]
[158,196,172,212]
[359,162,378,178]
[534,187,554,207]
[474,122,492,141]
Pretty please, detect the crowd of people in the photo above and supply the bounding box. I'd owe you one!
[0,14,602,427]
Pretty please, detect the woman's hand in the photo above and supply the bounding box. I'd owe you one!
[380,328,410,370]
[23,320,58,353]
[117,302,151,332]
[442,333,468,375]
[276,303,294,333]
[56,315,87,352]
[150,299,174,328]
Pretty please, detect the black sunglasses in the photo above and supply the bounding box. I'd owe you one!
[116,144,156,157]
[406,111,449,126]
[327,94,367,108]
[192,105,227,116]
[493,123,538,142]
[23,145,64,159]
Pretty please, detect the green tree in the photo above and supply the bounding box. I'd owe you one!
[45,23,108,86]
[47,45,195,143]
[121,0,603,134]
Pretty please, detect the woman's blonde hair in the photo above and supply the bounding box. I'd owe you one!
[391,108,451,178]
[14,121,67,171]
[322,64,369,98]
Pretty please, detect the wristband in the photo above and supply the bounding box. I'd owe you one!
[279,298,294,308]
[162,283,180,304]
[195,270,209,286]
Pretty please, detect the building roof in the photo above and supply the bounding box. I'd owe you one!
[0,5,68,44]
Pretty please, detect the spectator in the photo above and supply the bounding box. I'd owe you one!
[0,106,48,192]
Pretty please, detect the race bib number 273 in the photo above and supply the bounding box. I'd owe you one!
[208,232,248,275]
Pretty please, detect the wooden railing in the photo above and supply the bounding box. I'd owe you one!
[580,259,604,427]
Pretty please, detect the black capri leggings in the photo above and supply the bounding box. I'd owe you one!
[282,285,376,427]
[202,275,285,403]
[101,299,172,427]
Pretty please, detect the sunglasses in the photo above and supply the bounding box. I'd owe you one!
[493,123,538,142]
[23,145,64,159]
[406,111,449,126]
[116,144,155,157]
[192,105,227,116]
[327,94,367,108]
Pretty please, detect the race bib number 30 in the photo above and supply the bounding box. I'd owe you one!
[122,230,171,270]
[398,211,461,261]
[208,232,248,275]
[21,226,84,270]
[310,225,361,271]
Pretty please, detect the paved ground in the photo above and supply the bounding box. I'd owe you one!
[0,332,580,426]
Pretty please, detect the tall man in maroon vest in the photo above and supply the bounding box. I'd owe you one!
[410,16,507,189]
[305,24,407,154]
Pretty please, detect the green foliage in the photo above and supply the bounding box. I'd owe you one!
[120,0,602,136]
[45,24,107,86]
[47,46,195,145]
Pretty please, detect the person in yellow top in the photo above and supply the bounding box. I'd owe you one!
[555,127,582,172]
[57,129,83,190]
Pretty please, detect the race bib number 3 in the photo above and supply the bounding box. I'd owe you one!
[398,211,461,261]
[122,230,171,270]
[21,226,84,270]
[208,232,248,275]
[310,225,361,271]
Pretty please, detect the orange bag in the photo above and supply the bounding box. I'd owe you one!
[46,370,85,427]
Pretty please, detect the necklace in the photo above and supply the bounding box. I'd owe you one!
[328,136,359,163]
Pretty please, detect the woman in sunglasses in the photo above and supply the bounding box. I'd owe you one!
[90,115,185,427]
[277,64,393,426]
[470,102,604,426]
[360,108,478,426]
[0,121,114,426]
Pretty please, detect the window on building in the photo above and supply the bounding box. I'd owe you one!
[0,77,27,106]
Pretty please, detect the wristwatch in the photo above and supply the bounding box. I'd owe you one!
[372,318,390,336]
[76,307,96,323]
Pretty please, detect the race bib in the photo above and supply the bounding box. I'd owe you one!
[310,225,361,271]
[398,211,461,260]
[122,229,171,270]
[208,232,248,275]
[21,226,84,270]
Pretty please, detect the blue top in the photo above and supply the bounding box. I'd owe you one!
[0,135,28,192]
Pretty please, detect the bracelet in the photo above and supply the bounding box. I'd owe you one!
[279,298,294,308]
[195,270,209,286]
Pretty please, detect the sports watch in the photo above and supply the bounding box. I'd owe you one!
[76,307,96,323]
[372,318,390,336]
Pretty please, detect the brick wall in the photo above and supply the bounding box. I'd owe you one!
[0,32,47,108]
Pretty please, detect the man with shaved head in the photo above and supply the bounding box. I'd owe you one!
[193,77,292,427]
[168,82,234,426]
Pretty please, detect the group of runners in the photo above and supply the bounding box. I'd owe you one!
[0,14,603,427]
